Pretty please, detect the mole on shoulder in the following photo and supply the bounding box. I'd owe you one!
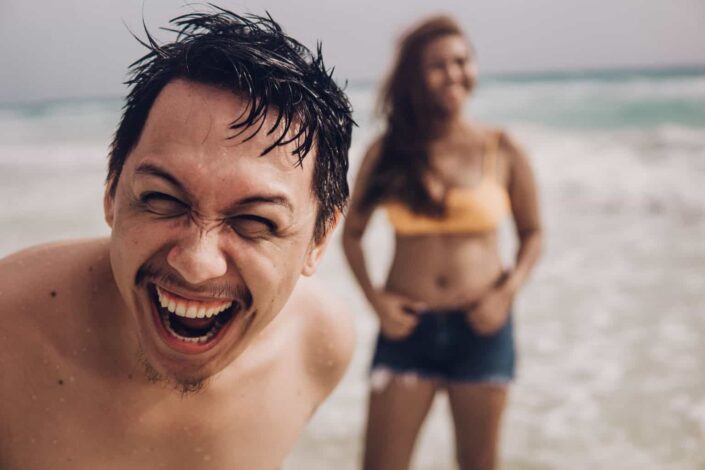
[50,290,57,298]
[58,379,64,385]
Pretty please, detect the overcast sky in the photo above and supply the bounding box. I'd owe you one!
[0,0,703,103]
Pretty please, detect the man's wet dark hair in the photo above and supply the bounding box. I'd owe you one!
[107,6,353,242]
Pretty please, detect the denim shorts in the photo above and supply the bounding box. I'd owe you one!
[370,310,515,384]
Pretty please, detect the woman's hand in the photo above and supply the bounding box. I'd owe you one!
[371,291,426,340]
[465,287,512,336]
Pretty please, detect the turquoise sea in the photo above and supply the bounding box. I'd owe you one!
[1,67,704,469]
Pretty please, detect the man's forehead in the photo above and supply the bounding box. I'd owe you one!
[126,79,317,199]
[145,79,309,159]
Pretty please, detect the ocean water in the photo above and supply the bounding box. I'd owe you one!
[1,68,704,469]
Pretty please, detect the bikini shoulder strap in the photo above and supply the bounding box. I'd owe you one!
[483,129,502,176]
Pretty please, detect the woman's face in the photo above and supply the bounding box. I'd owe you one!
[420,34,476,114]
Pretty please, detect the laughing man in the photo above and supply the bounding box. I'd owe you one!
[0,8,355,469]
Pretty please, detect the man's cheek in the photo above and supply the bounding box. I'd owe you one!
[241,238,304,282]
[247,259,296,315]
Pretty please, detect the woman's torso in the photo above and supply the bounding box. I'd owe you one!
[383,126,511,309]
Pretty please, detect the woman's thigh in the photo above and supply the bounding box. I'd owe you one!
[447,383,508,470]
[363,372,439,470]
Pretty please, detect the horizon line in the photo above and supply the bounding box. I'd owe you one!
[2,62,704,108]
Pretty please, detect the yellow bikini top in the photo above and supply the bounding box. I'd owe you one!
[385,132,511,235]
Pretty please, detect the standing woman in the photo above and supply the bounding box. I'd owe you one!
[343,16,542,470]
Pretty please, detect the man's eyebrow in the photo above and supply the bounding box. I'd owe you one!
[135,162,293,213]
[232,195,294,213]
[134,162,191,196]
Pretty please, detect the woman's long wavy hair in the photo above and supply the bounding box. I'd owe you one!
[359,15,466,216]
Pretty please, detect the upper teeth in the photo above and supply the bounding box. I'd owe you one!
[156,286,232,319]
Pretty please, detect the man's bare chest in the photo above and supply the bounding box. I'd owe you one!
[2,353,314,469]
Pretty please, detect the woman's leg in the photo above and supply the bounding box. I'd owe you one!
[362,372,438,470]
[446,383,508,470]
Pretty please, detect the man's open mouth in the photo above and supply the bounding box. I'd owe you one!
[149,284,239,347]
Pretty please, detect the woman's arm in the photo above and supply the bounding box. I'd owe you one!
[500,130,543,296]
[342,139,383,303]
[465,130,543,335]
[342,139,421,338]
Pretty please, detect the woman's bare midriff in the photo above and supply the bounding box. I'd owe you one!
[384,232,504,310]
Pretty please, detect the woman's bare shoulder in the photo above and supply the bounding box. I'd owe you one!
[494,128,526,158]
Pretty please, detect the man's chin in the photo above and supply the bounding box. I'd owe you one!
[137,347,212,395]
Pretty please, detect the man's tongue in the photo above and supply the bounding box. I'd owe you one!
[174,316,216,330]
[167,313,218,338]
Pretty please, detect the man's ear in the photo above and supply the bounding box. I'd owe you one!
[103,182,115,228]
[301,211,341,277]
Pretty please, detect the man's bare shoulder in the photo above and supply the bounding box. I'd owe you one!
[286,276,356,400]
[0,238,114,333]
[0,238,111,293]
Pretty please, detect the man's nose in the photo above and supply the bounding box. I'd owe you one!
[166,225,228,285]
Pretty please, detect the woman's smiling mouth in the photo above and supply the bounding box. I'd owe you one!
[149,284,240,351]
